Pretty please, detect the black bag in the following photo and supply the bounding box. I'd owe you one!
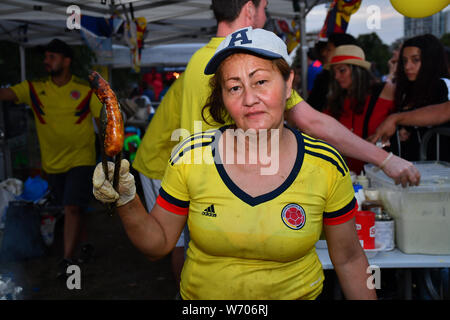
[362,83,386,139]
[0,201,45,262]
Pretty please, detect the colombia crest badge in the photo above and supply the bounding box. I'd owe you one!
[281,203,306,230]
[70,90,81,100]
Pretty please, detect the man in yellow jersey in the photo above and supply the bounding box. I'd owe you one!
[133,0,420,291]
[0,39,102,278]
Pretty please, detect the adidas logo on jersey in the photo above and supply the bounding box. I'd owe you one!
[202,205,216,217]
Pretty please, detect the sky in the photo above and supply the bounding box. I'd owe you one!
[304,0,449,45]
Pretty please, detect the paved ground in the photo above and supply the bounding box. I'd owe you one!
[0,205,178,300]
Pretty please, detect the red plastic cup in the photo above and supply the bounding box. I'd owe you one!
[355,210,375,249]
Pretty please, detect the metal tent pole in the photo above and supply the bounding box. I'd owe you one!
[299,0,308,99]
[19,44,26,82]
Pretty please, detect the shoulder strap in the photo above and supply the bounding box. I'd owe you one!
[362,83,386,139]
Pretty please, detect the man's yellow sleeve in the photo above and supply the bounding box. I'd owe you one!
[286,89,303,110]
[9,81,31,106]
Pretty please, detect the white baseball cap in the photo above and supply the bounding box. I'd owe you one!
[204,27,292,75]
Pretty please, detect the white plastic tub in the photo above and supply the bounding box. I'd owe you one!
[365,162,450,255]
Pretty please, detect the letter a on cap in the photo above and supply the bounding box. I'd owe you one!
[228,28,252,47]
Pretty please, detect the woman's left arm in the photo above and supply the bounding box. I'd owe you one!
[324,218,377,300]
[378,81,395,101]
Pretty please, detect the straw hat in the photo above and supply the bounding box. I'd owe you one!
[325,45,371,71]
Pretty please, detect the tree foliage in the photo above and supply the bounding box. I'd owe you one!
[441,33,450,47]
[356,33,391,77]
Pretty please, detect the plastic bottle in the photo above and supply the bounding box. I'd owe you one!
[353,184,366,210]
[361,189,390,220]
[362,199,384,219]
[356,172,370,189]
[40,214,56,246]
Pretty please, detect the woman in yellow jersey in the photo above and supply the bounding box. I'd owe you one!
[93,27,376,300]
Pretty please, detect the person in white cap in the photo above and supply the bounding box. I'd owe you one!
[324,44,396,175]
[132,0,276,294]
[132,0,418,293]
[92,27,377,300]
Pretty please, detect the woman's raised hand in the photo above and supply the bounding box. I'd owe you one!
[92,159,136,207]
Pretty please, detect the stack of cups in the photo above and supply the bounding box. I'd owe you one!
[355,210,375,249]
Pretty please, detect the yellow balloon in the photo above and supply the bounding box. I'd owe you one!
[390,0,449,18]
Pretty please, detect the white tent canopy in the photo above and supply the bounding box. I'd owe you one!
[0,0,322,45]
[0,0,330,93]
[111,42,205,67]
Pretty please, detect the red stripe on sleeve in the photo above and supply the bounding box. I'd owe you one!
[323,207,356,226]
[156,195,189,216]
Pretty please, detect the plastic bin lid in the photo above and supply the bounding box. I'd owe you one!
[364,161,450,192]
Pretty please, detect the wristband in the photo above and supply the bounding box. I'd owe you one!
[379,152,393,170]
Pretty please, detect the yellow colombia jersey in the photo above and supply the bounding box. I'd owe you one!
[157,125,356,300]
[10,76,102,173]
[133,37,304,181]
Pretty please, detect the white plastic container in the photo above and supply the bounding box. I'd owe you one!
[364,161,450,255]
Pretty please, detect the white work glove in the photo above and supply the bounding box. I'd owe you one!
[92,159,136,207]
[381,154,421,187]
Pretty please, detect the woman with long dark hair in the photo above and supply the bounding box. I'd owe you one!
[325,45,396,174]
[390,34,450,161]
